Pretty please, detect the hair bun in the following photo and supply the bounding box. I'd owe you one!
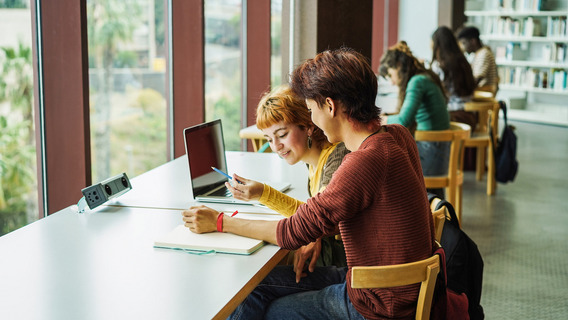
[391,41,413,56]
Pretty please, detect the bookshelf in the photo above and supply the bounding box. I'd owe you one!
[465,0,568,126]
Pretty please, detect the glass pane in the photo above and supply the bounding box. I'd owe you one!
[0,0,39,235]
[87,0,168,183]
[271,0,283,87]
[204,0,242,151]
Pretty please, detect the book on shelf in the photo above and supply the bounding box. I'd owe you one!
[495,45,507,60]
[547,16,567,38]
[498,66,560,89]
[489,16,543,37]
[545,43,568,63]
[499,0,543,11]
[506,42,528,60]
[552,69,567,91]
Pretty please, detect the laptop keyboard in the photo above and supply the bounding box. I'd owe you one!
[209,187,232,197]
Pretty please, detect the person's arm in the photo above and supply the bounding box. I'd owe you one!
[472,48,490,86]
[182,205,279,244]
[387,76,424,128]
[259,184,304,217]
[278,151,384,248]
[225,173,304,217]
[318,143,349,190]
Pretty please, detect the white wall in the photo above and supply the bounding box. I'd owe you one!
[397,0,439,63]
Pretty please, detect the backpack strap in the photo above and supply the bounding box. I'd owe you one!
[500,100,508,127]
[435,199,461,229]
[427,192,439,203]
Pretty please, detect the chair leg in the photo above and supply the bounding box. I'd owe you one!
[476,147,486,181]
[457,185,463,226]
[487,142,496,195]
[447,184,456,216]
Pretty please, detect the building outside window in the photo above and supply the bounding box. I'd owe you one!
[204,0,242,151]
[271,0,283,87]
[0,0,38,236]
[87,0,167,183]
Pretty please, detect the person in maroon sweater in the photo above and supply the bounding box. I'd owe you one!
[183,47,436,320]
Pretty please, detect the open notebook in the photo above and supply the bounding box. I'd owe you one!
[154,225,265,255]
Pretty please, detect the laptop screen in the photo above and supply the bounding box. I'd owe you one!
[183,119,228,196]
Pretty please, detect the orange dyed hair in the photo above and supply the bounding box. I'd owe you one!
[256,85,327,148]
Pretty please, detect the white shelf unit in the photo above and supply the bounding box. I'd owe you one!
[465,0,568,126]
[499,83,568,94]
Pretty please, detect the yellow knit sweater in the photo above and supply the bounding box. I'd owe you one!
[258,143,343,217]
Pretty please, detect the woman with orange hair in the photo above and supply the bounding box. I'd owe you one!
[228,84,349,267]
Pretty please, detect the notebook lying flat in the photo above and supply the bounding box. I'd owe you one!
[154,225,264,255]
[183,119,290,205]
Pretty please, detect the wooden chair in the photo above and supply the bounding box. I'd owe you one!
[474,84,498,99]
[473,89,495,101]
[415,122,470,222]
[238,125,271,152]
[351,255,441,320]
[463,99,500,195]
[431,197,446,243]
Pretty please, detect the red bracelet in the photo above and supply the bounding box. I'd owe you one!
[216,212,224,232]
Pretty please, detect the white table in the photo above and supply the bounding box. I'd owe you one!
[0,206,288,319]
[0,152,310,319]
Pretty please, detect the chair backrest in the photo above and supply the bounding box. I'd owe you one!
[414,122,470,182]
[430,197,445,242]
[415,122,470,220]
[351,255,441,320]
[475,82,498,97]
[464,99,501,145]
[464,100,494,134]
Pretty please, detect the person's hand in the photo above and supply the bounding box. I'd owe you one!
[225,174,264,201]
[182,205,220,233]
[293,238,322,283]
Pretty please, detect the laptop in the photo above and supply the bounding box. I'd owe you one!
[183,119,290,205]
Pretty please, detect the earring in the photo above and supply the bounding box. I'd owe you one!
[307,135,312,149]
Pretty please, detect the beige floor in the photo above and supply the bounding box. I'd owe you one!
[459,120,568,319]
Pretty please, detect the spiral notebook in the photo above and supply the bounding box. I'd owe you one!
[154,225,265,255]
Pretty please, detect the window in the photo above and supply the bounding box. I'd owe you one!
[204,0,242,151]
[0,0,39,235]
[271,0,283,87]
[87,0,168,183]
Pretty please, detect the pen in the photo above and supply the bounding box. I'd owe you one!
[211,167,243,184]
[211,166,233,180]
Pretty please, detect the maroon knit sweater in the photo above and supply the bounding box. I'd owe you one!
[277,124,435,319]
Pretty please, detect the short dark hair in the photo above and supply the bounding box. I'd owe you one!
[289,47,380,124]
[457,26,480,40]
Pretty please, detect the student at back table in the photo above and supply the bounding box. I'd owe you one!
[379,41,450,197]
[457,26,499,95]
[431,26,478,130]
[183,47,435,320]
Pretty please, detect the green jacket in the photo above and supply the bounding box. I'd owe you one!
[387,74,450,131]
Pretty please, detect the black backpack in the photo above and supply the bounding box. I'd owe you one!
[428,194,485,320]
[493,101,519,183]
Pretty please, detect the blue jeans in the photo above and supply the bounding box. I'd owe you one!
[228,266,366,320]
[417,140,450,199]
